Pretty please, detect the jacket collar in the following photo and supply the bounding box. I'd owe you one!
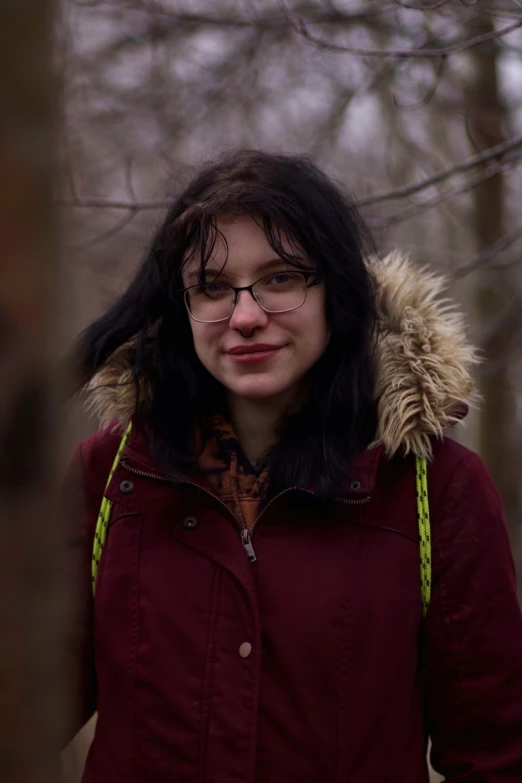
[120,415,383,502]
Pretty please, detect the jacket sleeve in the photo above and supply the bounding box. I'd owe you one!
[61,441,100,747]
[425,449,522,782]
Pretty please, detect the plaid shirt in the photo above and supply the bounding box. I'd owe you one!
[197,413,268,530]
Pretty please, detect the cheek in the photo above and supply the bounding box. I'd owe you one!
[294,296,330,355]
[190,323,221,366]
[308,322,330,360]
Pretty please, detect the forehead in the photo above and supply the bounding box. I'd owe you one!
[182,215,299,283]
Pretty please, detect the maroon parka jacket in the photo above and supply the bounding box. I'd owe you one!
[64,253,522,782]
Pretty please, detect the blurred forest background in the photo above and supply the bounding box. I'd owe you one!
[2,1,522,781]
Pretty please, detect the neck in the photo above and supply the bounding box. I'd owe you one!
[227,389,300,468]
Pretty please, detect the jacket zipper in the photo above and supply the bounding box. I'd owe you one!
[120,460,255,559]
[120,460,370,563]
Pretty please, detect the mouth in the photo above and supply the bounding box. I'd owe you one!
[227,344,284,364]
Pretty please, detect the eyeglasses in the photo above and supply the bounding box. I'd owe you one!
[182,269,316,323]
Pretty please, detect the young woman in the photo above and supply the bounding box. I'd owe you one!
[64,150,522,782]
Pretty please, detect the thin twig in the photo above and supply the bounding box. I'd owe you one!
[72,209,139,249]
[393,54,447,111]
[358,132,522,206]
[57,198,166,210]
[452,225,522,279]
[124,156,138,202]
[294,17,522,58]
[368,153,522,228]
[393,0,452,9]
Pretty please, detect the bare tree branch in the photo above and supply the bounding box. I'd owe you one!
[452,224,522,279]
[124,156,138,203]
[358,132,522,205]
[393,0,452,8]
[57,132,522,215]
[369,153,521,228]
[292,16,522,58]
[66,1,398,30]
[58,198,165,210]
[393,54,447,110]
[73,209,139,249]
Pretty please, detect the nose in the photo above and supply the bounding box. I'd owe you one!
[228,289,269,334]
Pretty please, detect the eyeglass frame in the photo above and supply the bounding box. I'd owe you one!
[180,268,317,323]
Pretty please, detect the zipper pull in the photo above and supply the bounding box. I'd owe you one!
[241,529,257,563]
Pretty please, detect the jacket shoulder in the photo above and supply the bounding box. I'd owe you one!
[428,436,498,503]
[379,436,489,499]
[431,435,480,467]
[432,434,477,455]
[377,437,500,543]
[426,438,509,576]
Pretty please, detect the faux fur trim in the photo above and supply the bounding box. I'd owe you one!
[84,341,148,433]
[371,251,479,459]
[86,250,479,459]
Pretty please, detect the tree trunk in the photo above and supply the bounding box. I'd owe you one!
[0,1,63,780]
[466,18,521,544]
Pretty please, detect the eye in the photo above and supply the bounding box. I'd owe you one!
[201,282,230,299]
[268,273,292,285]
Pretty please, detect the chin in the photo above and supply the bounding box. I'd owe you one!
[226,374,291,400]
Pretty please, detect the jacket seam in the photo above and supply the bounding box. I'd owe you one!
[199,566,223,783]
[126,515,143,782]
[337,527,365,782]
[247,588,262,783]
[347,519,420,543]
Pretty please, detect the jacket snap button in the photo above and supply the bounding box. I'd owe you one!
[182,516,198,531]
[350,480,361,491]
[119,480,134,494]
[239,642,252,658]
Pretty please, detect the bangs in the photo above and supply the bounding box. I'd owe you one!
[175,209,322,292]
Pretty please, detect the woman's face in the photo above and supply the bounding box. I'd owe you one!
[181,215,330,403]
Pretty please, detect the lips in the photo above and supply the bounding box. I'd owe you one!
[227,344,282,355]
[226,344,284,364]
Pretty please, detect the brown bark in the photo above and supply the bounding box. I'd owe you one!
[0,2,64,781]
[466,19,521,540]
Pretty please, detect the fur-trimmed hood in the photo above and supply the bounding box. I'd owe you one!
[86,250,479,460]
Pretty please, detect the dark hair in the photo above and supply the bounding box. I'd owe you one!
[74,150,379,498]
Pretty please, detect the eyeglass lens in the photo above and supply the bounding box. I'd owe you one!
[185,271,308,322]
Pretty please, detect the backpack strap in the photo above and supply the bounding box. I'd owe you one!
[416,456,431,618]
[91,429,432,616]
[92,421,133,595]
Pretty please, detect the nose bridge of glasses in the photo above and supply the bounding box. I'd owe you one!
[227,286,266,326]
[233,283,263,310]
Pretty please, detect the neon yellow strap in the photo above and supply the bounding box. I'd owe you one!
[92,421,133,595]
[92,430,432,616]
[416,456,431,618]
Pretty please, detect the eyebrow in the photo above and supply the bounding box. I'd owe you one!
[185,257,301,285]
